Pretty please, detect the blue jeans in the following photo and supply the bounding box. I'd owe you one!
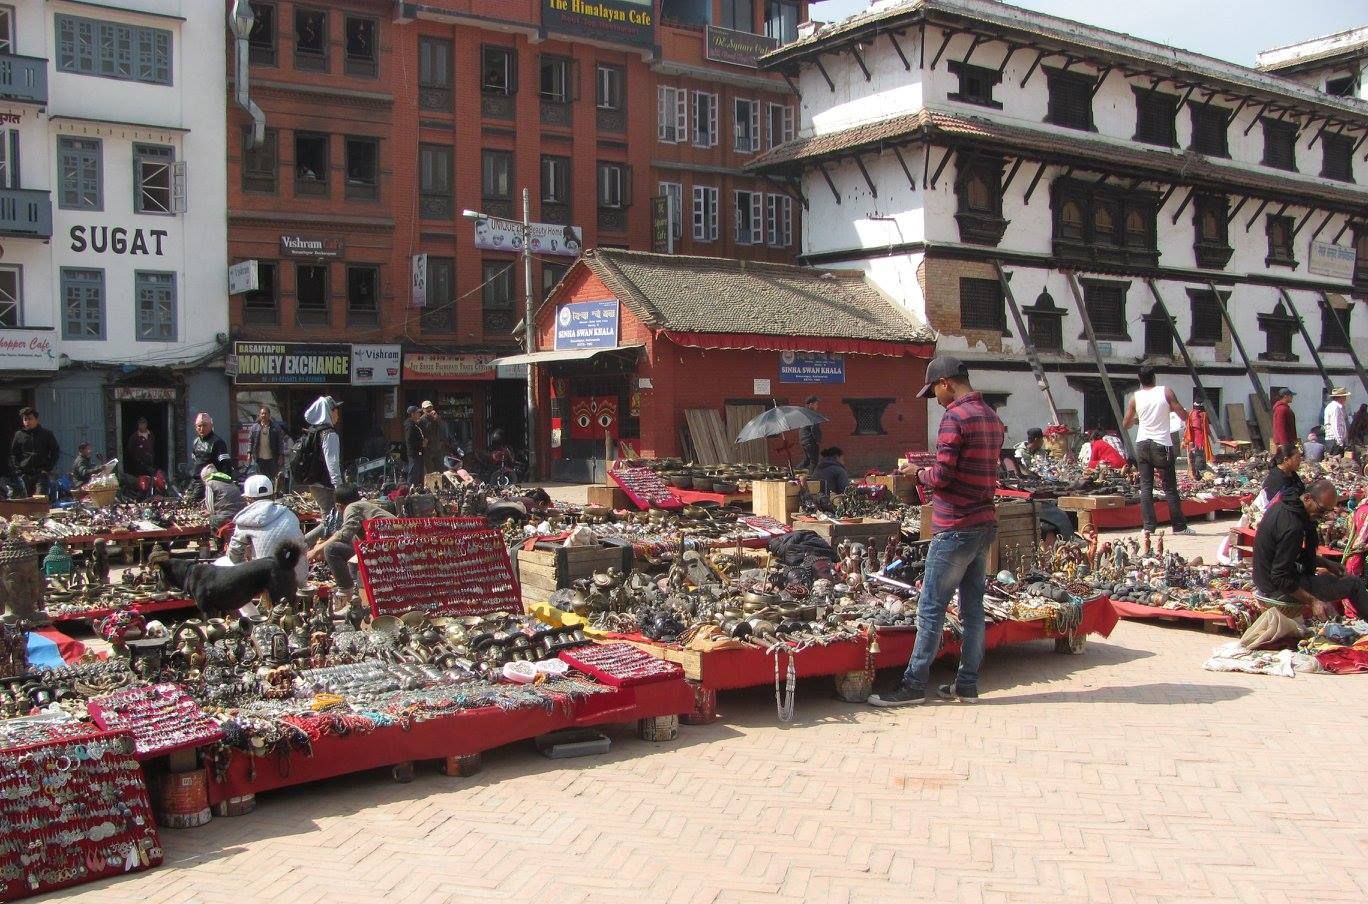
[902,523,997,692]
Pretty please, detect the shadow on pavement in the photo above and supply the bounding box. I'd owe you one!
[988,681,1251,706]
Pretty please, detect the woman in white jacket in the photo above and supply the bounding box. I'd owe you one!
[302,395,343,514]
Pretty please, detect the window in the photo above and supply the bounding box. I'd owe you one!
[734,98,760,153]
[295,264,328,326]
[482,150,511,201]
[596,64,623,110]
[133,144,174,214]
[541,155,570,204]
[1045,68,1095,130]
[482,46,515,95]
[344,17,376,77]
[1189,103,1229,157]
[0,7,10,56]
[248,2,276,65]
[765,0,801,44]
[597,162,627,208]
[1357,227,1368,289]
[134,271,176,341]
[767,103,795,149]
[846,399,892,436]
[659,182,683,240]
[721,0,755,32]
[1143,303,1173,357]
[0,129,16,189]
[482,260,515,336]
[244,261,278,325]
[1080,280,1129,341]
[1321,301,1352,352]
[294,8,327,71]
[1259,301,1298,361]
[734,190,762,244]
[1326,75,1357,97]
[766,193,792,246]
[419,38,453,111]
[955,155,1006,246]
[56,15,172,85]
[1051,179,1158,267]
[420,257,454,334]
[58,137,101,211]
[347,266,379,327]
[1024,291,1064,352]
[294,132,328,194]
[1262,118,1298,171]
[542,262,568,301]
[345,138,378,200]
[959,277,1005,332]
[693,91,719,147]
[1133,87,1179,146]
[418,144,452,218]
[61,268,104,340]
[1266,214,1296,267]
[242,127,278,193]
[540,55,572,105]
[1322,133,1354,182]
[1192,194,1232,270]
[948,61,1002,109]
[1187,289,1225,346]
[693,186,719,241]
[658,86,687,143]
[0,266,21,328]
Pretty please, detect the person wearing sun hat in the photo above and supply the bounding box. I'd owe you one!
[1323,387,1350,457]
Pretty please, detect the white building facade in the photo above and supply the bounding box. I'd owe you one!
[753,0,1368,447]
[0,0,227,475]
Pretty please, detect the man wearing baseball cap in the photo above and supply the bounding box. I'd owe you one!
[420,400,449,476]
[870,356,1004,707]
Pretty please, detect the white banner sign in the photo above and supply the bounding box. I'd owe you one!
[410,254,427,307]
[228,259,258,295]
[350,344,402,386]
[473,218,583,258]
[1309,240,1356,281]
[0,330,58,371]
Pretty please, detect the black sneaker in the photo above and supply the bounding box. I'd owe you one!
[936,683,979,704]
[867,684,930,707]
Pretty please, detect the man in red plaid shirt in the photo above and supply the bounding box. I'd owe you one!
[870,356,1005,707]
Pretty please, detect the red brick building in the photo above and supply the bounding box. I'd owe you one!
[526,249,935,480]
[226,0,809,461]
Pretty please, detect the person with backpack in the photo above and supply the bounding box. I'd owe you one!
[295,395,343,514]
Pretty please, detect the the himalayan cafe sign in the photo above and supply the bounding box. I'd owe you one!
[233,342,351,385]
[542,0,654,50]
[0,330,58,371]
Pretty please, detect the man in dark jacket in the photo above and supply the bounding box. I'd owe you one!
[798,395,822,471]
[404,405,425,486]
[71,442,102,486]
[1253,478,1367,620]
[247,407,286,483]
[811,447,851,495]
[188,412,232,502]
[10,407,59,496]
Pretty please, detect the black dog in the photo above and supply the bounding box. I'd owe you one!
[156,545,302,619]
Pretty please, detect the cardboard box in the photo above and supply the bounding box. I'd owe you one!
[1056,495,1127,510]
[586,484,629,510]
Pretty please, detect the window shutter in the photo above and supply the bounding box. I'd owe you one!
[508,48,519,93]
[750,102,761,152]
[657,86,669,140]
[782,197,792,246]
[693,186,705,239]
[676,89,687,143]
[766,194,777,245]
[622,165,633,207]
[709,188,719,239]
[172,160,187,213]
[750,192,763,244]
[784,106,795,142]
[709,93,719,147]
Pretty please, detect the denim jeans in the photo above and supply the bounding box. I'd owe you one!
[902,523,997,693]
[1135,439,1187,533]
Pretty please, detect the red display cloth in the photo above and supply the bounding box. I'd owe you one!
[667,487,751,505]
[1234,525,1340,559]
[364,517,487,540]
[1110,598,1236,629]
[609,467,683,510]
[656,329,935,359]
[203,679,694,804]
[1314,648,1368,674]
[1086,498,1223,530]
[559,643,685,687]
[42,525,210,547]
[994,488,1040,500]
[33,625,90,662]
[50,596,196,625]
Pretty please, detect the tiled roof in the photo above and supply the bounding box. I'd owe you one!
[580,249,934,343]
[747,107,1368,212]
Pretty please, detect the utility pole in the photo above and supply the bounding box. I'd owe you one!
[522,187,537,481]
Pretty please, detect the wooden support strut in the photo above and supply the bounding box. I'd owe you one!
[1207,281,1270,421]
[891,145,917,190]
[1064,270,1135,461]
[1319,290,1368,399]
[1090,67,1113,99]
[1243,101,1273,136]
[781,72,802,102]
[1290,208,1315,238]
[960,35,984,68]
[1019,49,1047,88]
[1225,96,1251,128]
[815,161,841,204]
[1308,118,1333,149]
[928,147,954,190]
[996,45,1020,78]
[1021,161,1048,204]
[1309,211,1335,243]
[1169,188,1195,225]
[887,30,911,71]
[1281,287,1335,397]
[995,262,1062,425]
[853,155,878,198]
[1332,219,1354,244]
[784,176,809,211]
[849,43,872,81]
[1226,195,1250,225]
[1144,278,1211,415]
[929,28,956,70]
[1245,198,1270,232]
[1000,157,1025,193]
[814,57,835,92]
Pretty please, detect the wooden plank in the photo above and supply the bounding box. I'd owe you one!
[1056,495,1126,510]
[1248,394,1270,451]
[1225,403,1252,443]
[726,403,770,464]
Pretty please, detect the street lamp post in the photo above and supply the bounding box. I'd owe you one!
[463,188,538,480]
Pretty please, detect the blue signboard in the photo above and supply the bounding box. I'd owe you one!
[554,299,620,351]
[779,351,845,384]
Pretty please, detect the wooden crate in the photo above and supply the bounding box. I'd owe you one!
[991,501,1040,574]
[863,474,916,502]
[516,543,633,608]
[752,479,800,522]
[791,517,902,548]
[586,484,629,509]
[1057,495,1126,510]
[0,497,50,518]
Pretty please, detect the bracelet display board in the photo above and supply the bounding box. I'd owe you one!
[87,682,225,760]
[363,516,487,541]
[356,527,521,617]
[609,467,684,511]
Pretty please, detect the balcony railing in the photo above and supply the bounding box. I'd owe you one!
[0,189,52,239]
[0,53,47,105]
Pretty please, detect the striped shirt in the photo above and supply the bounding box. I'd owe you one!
[922,392,1005,534]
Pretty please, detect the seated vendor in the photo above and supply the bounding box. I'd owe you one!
[1304,427,1327,464]
[811,447,851,495]
[1013,428,1046,476]
[1081,429,1127,470]
[71,442,102,486]
[307,484,394,596]
[1253,477,1367,620]
[1261,444,1305,506]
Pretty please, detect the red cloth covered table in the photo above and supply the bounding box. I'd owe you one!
[1109,598,1237,630]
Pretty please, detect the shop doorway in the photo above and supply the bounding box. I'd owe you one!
[118,401,172,474]
[488,380,527,452]
[0,403,20,482]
